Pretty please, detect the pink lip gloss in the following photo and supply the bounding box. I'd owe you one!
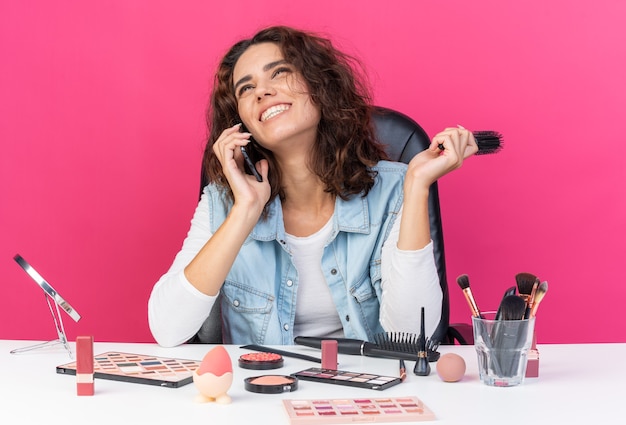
[76,335,94,396]
[321,339,338,370]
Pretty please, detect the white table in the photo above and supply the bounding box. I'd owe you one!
[1,340,623,424]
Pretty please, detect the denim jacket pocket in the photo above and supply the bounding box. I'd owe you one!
[220,280,275,344]
[350,273,377,303]
[347,270,385,338]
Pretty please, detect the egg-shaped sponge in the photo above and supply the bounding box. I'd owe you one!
[193,346,233,403]
[436,353,466,382]
[197,345,232,376]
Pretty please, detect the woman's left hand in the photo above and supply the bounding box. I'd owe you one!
[405,125,478,190]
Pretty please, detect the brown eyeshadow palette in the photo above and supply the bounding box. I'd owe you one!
[282,396,436,424]
[291,367,402,391]
[56,352,201,388]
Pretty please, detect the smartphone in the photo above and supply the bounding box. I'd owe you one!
[240,145,263,182]
[239,123,263,182]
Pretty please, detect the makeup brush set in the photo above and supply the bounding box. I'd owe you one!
[456,272,548,321]
[456,272,548,379]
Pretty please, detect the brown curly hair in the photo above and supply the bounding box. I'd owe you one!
[203,26,388,208]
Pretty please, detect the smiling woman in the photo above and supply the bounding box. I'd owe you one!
[147,25,478,347]
[233,42,321,157]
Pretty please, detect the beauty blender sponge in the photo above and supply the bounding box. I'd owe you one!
[193,346,233,403]
[436,353,466,382]
[197,345,232,376]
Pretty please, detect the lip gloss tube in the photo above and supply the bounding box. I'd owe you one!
[76,335,94,396]
[321,339,338,370]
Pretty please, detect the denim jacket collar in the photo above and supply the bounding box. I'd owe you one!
[249,192,371,245]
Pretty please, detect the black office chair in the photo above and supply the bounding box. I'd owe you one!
[189,106,472,345]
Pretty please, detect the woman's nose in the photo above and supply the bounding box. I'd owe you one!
[255,81,277,100]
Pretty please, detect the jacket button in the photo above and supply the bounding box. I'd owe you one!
[233,300,240,307]
[283,324,289,331]
[330,268,337,275]
[286,279,293,287]
[345,315,350,322]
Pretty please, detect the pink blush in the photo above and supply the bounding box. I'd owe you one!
[250,375,294,385]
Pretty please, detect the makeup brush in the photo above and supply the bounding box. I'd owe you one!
[399,359,407,382]
[497,294,527,321]
[492,294,528,377]
[515,272,538,304]
[529,281,548,318]
[503,286,517,297]
[524,280,539,319]
[456,274,484,318]
[413,307,431,376]
[438,130,503,155]
[495,286,518,320]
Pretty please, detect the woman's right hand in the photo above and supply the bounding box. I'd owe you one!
[182,124,270,298]
[212,123,271,215]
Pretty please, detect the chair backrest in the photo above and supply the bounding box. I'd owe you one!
[368,107,450,344]
[190,106,451,344]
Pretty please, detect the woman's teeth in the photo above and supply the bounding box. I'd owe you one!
[261,104,290,122]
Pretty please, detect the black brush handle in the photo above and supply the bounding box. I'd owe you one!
[294,337,366,355]
[493,321,531,377]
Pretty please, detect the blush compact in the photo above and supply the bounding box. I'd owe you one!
[238,352,284,370]
[244,375,298,394]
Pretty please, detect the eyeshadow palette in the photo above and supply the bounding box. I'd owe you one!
[291,367,401,391]
[282,396,436,424]
[56,352,201,388]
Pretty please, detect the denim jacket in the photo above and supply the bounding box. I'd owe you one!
[206,160,407,345]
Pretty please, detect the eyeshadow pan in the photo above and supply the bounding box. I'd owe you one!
[295,412,315,417]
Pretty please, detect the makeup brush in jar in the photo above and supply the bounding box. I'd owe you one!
[495,286,517,320]
[493,294,528,377]
[529,281,549,318]
[515,272,537,304]
[456,274,484,319]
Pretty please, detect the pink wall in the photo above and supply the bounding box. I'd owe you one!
[2,1,625,344]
